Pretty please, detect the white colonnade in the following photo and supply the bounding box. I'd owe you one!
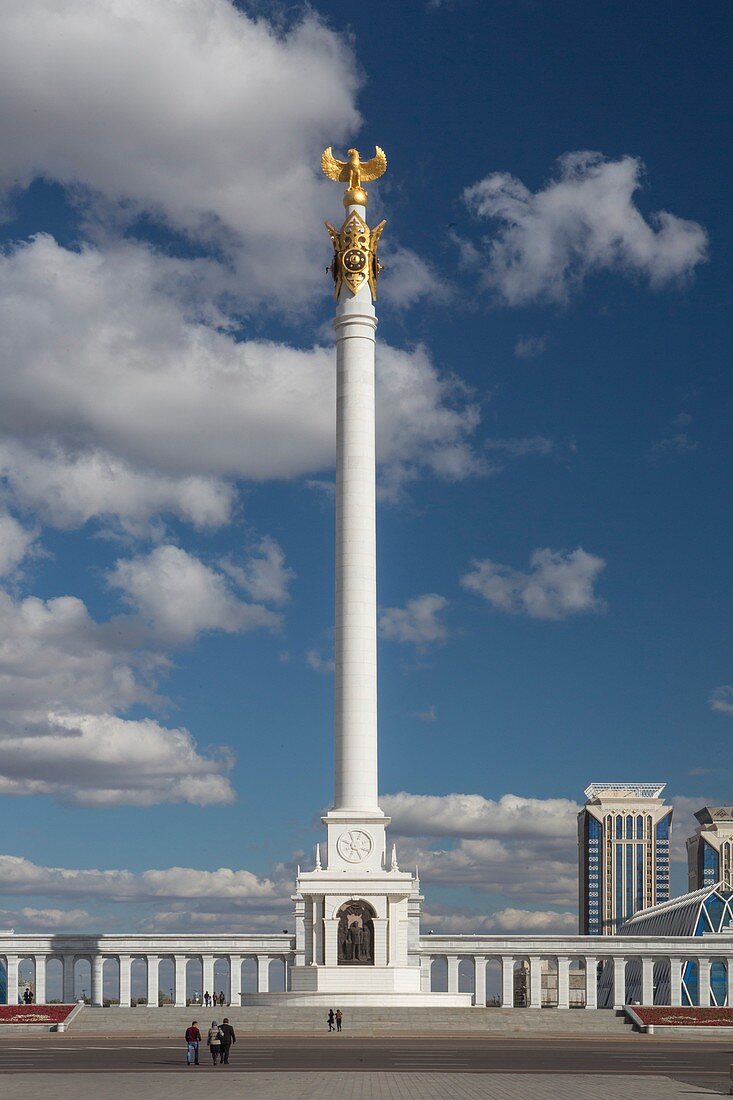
[0,933,291,1006]
[3,931,732,1008]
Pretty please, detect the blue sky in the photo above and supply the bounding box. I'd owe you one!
[0,0,730,938]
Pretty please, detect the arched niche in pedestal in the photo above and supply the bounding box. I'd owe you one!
[336,900,375,966]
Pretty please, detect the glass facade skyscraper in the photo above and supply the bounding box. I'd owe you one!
[578,783,672,935]
[687,806,733,891]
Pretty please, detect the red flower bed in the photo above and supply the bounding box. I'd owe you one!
[633,1006,733,1027]
[0,1004,75,1024]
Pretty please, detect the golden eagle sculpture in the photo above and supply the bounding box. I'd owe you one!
[321,146,387,206]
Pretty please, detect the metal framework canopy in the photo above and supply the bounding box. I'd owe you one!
[618,881,733,936]
[584,782,666,800]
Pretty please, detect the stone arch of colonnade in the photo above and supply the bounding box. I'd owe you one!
[710,958,728,1007]
[429,956,448,992]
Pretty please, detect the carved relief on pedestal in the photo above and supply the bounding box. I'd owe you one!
[336,900,375,966]
[336,828,373,864]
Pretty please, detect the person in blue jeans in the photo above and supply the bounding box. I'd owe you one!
[185,1020,201,1065]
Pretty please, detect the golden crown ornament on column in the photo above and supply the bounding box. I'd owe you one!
[322,146,387,300]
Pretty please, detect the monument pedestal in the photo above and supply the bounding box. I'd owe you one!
[277,812,472,1006]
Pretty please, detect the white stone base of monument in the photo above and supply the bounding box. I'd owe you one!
[289,963,421,993]
[242,990,473,1007]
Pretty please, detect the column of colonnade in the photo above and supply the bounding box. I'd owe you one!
[0,952,284,1005]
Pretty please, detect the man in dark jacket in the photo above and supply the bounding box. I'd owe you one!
[185,1020,201,1065]
[219,1017,236,1064]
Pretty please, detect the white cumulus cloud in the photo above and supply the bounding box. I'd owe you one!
[379,594,448,646]
[383,791,579,839]
[0,0,361,310]
[461,547,606,619]
[0,853,285,904]
[423,906,577,934]
[0,237,482,531]
[0,512,37,575]
[710,686,733,716]
[108,544,280,645]
[514,335,547,359]
[0,538,286,805]
[464,152,708,305]
[220,537,295,607]
[0,906,95,931]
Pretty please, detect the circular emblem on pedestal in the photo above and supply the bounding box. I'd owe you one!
[336,829,373,863]
[342,247,367,273]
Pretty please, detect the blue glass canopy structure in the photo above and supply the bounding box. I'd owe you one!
[598,882,733,1006]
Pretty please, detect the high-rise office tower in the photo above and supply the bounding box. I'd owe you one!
[578,783,672,935]
[687,806,733,891]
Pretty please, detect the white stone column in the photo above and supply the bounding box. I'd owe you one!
[5,955,19,1005]
[698,957,711,1007]
[420,955,432,993]
[727,957,733,1009]
[62,953,75,1002]
[257,956,270,993]
[501,956,514,1008]
[529,956,542,1008]
[294,897,306,967]
[372,918,388,968]
[447,955,460,994]
[174,955,187,1007]
[641,956,654,1005]
[333,273,379,813]
[324,919,339,968]
[557,956,570,1009]
[202,955,214,1001]
[313,899,324,966]
[612,956,626,1010]
[146,956,159,1008]
[118,955,131,1008]
[92,956,104,1006]
[34,956,47,1004]
[229,956,241,1006]
[584,956,597,1010]
[474,957,486,1006]
[669,957,683,1007]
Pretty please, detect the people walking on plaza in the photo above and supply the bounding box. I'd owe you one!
[218,990,225,1006]
[219,1017,236,1064]
[204,991,210,1007]
[335,1008,343,1032]
[207,1020,222,1065]
[327,1008,335,1031]
[185,1020,201,1066]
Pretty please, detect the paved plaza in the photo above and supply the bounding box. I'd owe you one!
[5,1072,723,1100]
[1,1035,730,1095]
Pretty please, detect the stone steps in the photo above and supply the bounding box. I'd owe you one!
[68,1005,632,1036]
